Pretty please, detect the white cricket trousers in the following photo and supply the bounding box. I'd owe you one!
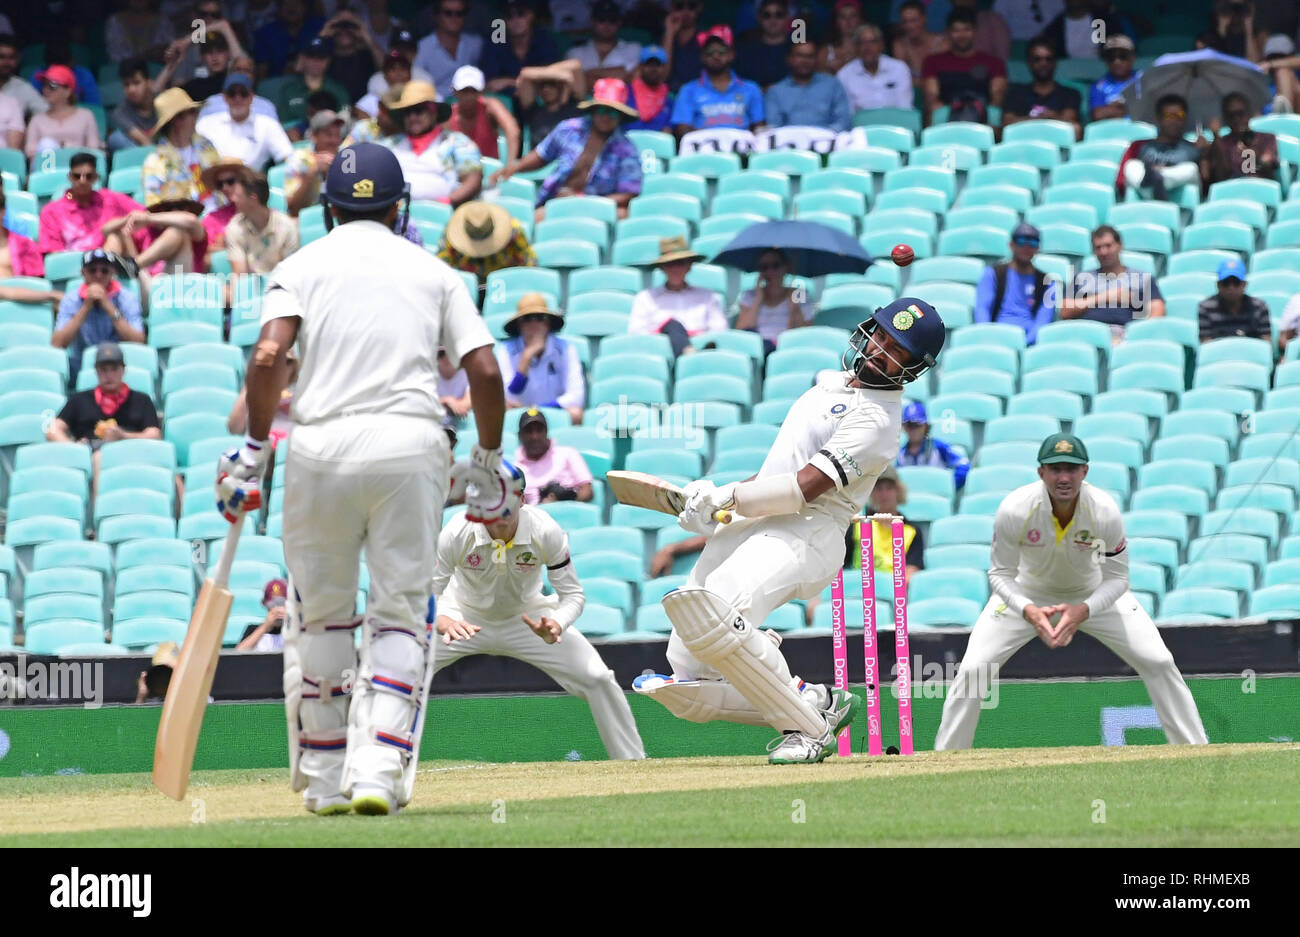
[282,415,449,803]
[934,591,1209,749]
[433,595,646,760]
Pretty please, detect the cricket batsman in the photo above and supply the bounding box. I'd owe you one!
[934,433,1208,749]
[431,465,646,759]
[636,298,946,764]
[217,143,509,816]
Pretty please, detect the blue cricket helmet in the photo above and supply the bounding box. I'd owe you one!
[322,142,408,212]
[844,296,946,390]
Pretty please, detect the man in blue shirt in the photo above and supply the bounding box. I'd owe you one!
[897,402,970,488]
[972,223,1058,345]
[51,249,145,370]
[627,46,676,132]
[1089,34,1140,122]
[670,25,766,139]
[764,41,851,132]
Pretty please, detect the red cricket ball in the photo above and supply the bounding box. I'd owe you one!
[891,244,915,267]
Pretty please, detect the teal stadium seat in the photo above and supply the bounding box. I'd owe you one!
[641,172,707,202]
[1159,588,1239,622]
[1250,586,1300,619]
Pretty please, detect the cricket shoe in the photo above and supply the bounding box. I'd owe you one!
[766,729,835,764]
[351,783,399,816]
[766,688,861,764]
[822,686,862,741]
[305,792,352,816]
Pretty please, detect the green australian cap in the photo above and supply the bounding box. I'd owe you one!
[1037,433,1089,465]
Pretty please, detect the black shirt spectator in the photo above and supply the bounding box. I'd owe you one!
[482,0,561,93]
[57,387,159,443]
[1198,259,1272,343]
[736,0,792,90]
[1003,81,1080,120]
[1002,40,1081,136]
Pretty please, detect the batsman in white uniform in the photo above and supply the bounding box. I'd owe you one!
[935,433,1208,749]
[217,143,511,816]
[636,297,947,764]
[431,469,645,760]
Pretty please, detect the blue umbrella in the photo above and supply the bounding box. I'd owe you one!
[709,220,872,276]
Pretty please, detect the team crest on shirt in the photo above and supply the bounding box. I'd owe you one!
[831,403,847,414]
[1026,528,1042,544]
[466,553,482,569]
[1073,529,1094,550]
[515,551,537,571]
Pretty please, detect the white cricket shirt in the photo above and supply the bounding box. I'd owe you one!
[260,219,493,440]
[432,506,585,630]
[990,480,1130,617]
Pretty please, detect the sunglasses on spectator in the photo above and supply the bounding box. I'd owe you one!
[216,176,240,188]
[1104,50,1132,60]
[44,81,68,90]
[761,9,786,18]
[86,265,113,275]
[1030,54,1055,62]
[1221,277,1244,286]
[759,260,784,271]
[1225,109,1249,119]
[69,171,97,180]
[225,87,251,98]
[1013,236,1040,247]
[702,47,729,58]
[441,7,467,16]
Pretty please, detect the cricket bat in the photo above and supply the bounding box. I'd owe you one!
[606,470,733,523]
[153,519,243,800]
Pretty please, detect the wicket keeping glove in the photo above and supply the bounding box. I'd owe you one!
[464,444,511,523]
[216,438,271,523]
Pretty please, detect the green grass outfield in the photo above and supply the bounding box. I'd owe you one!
[2,744,1295,847]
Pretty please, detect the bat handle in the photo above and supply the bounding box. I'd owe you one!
[713,510,732,524]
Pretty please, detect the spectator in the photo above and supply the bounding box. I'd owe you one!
[492,78,641,222]
[765,41,852,132]
[948,0,1011,61]
[135,641,178,703]
[328,0,405,53]
[197,56,280,122]
[892,0,947,88]
[284,109,345,217]
[481,0,561,96]
[1202,91,1280,185]
[1039,0,1125,60]
[253,0,324,80]
[197,156,247,249]
[25,66,101,165]
[102,201,210,284]
[1259,35,1300,114]
[1199,258,1272,343]
[627,46,676,132]
[818,0,864,75]
[0,179,45,277]
[437,346,471,420]
[139,87,220,210]
[106,0,174,64]
[921,9,1006,125]
[51,260,145,372]
[444,66,521,162]
[1279,294,1300,354]
[735,248,811,353]
[650,534,705,576]
[513,408,595,504]
[671,26,766,137]
[37,154,140,255]
[0,90,20,150]
[848,465,924,582]
[629,236,727,356]
[572,0,642,87]
[897,402,970,488]
[1196,0,1265,62]
[1059,225,1165,342]
[516,61,585,145]
[838,23,913,112]
[1116,94,1203,202]
[368,44,433,101]
[437,200,536,294]
[196,73,294,170]
[992,0,1063,41]
[227,347,297,441]
[109,60,158,152]
[179,30,236,103]
[236,579,288,651]
[415,0,482,100]
[158,1,234,87]
[322,7,385,104]
[737,0,794,91]
[30,37,101,107]
[223,172,297,274]
[496,294,587,425]
[274,36,351,133]
[663,0,704,91]
[1002,40,1082,138]
[973,222,1058,345]
[1089,34,1140,121]
[386,80,483,205]
[346,82,402,145]
[0,34,45,119]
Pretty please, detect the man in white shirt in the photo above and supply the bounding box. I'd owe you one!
[196,73,294,171]
[934,434,1208,750]
[198,58,281,121]
[0,36,46,118]
[367,46,434,100]
[836,23,914,112]
[570,0,642,85]
[431,487,644,760]
[219,142,507,816]
[628,236,728,356]
[0,91,22,149]
[385,80,483,205]
[636,297,948,764]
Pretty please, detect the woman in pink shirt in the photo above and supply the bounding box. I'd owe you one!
[0,179,43,276]
[24,65,101,164]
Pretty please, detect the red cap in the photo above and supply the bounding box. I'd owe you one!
[35,64,77,91]
[834,0,862,11]
[262,578,288,607]
[696,24,734,48]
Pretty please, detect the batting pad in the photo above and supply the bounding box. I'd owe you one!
[634,676,771,727]
[663,588,826,736]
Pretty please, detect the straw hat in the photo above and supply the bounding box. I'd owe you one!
[650,235,704,266]
[446,201,514,258]
[199,157,257,195]
[151,87,202,136]
[388,80,451,122]
[577,77,638,120]
[504,292,565,337]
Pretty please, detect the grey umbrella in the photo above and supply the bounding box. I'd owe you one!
[1122,50,1272,128]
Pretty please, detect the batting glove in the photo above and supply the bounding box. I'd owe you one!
[216,438,271,523]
